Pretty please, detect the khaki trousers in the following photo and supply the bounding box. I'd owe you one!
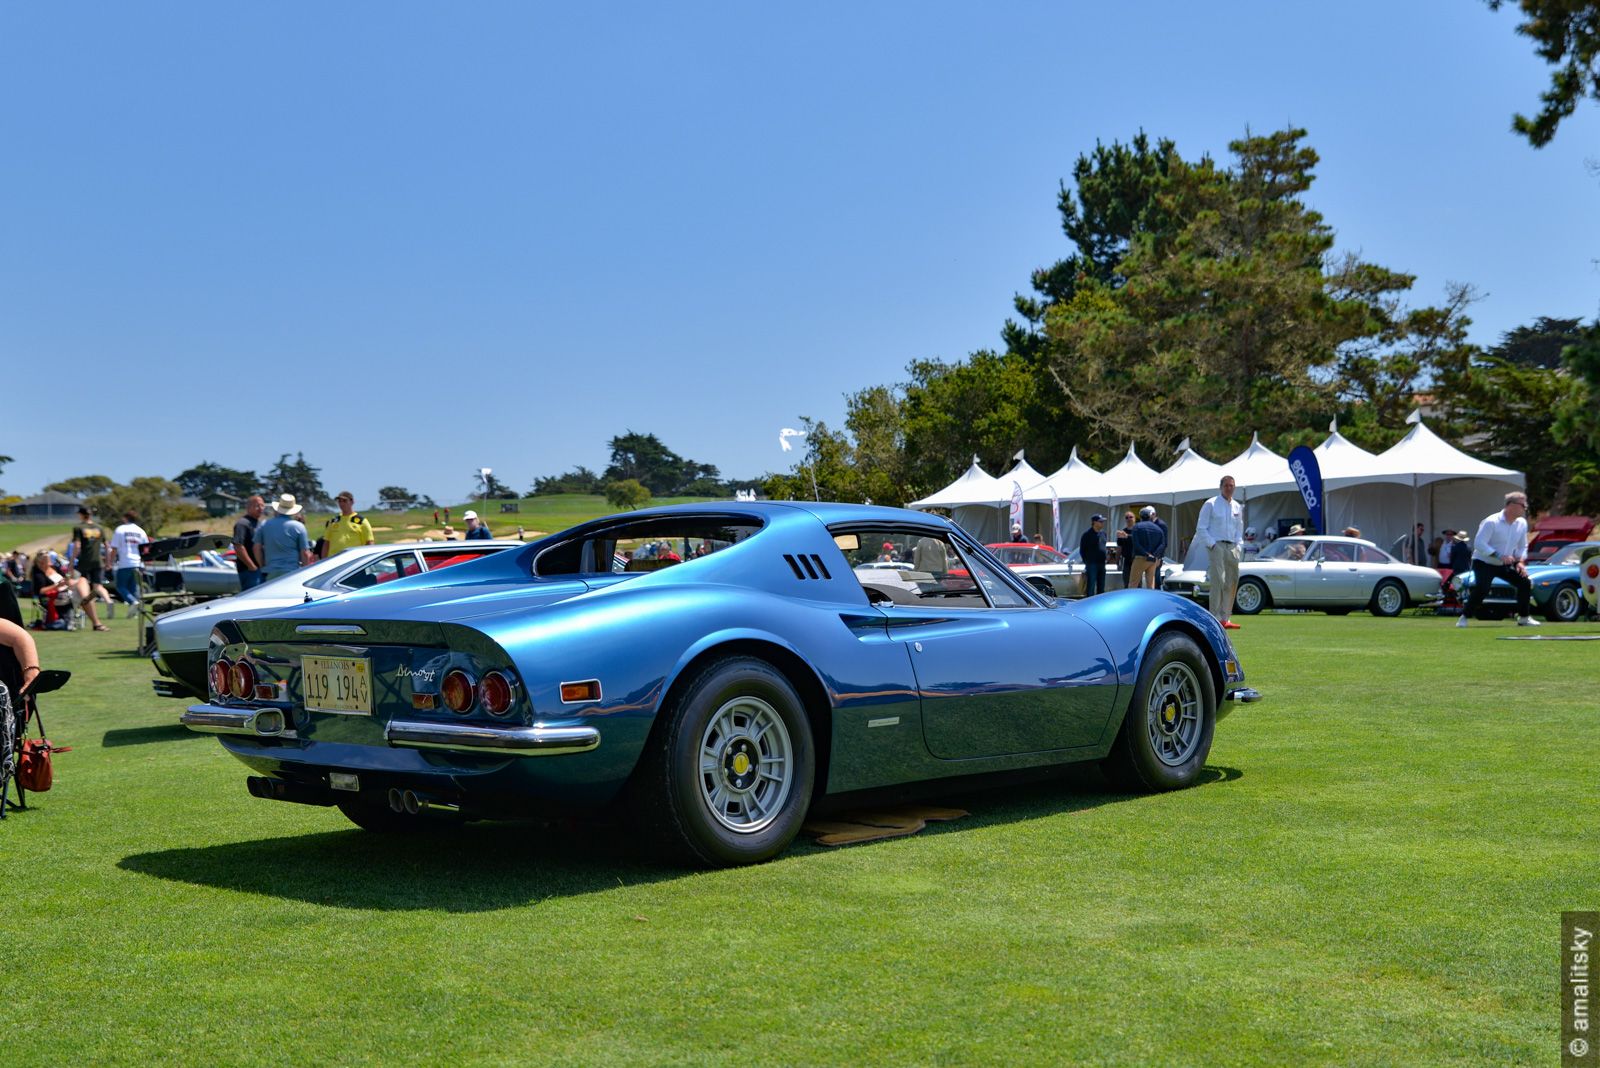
[1129,556,1160,590]
[1208,541,1241,621]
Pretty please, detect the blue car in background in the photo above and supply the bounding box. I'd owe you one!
[183,502,1257,866]
[1456,540,1600,622]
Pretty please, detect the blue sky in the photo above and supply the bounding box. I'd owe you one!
[3,2,1597,506]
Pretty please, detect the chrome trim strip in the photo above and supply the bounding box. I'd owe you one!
[1225,687,1263,703]
[295,624,367,635]
[182,703,296,738]
[867,716,900,728]
[385,720,601,757]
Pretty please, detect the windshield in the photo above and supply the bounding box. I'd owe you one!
[1257,538,1314,561]
[534,515,762,576]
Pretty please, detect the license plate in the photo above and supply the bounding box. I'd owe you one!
[302,655,373,714]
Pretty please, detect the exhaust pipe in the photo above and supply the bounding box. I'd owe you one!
[402,789,421,815]
[388,788,405,813]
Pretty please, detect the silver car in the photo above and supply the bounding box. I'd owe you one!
[1163,535,1442,617]
[150,540,520,698]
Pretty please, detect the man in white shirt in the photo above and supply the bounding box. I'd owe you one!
[1195,475,1245,629]
[108,510,150,612]
[1458,491,1539,627]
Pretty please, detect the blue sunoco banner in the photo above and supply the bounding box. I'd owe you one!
[1286,445,1324,534]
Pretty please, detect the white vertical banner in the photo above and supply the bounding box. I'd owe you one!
[1049,484,1061,553]
[1010,481,1024,536]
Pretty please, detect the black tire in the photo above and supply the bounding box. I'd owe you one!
[1100,632,1217,793]
[1233,577,1268,615]
[634,656,815,867]
[336,799,457,834]
[1546,582,1583,623]
[1369,579,1406,618]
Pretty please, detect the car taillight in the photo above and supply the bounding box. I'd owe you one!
[231,660,257,700]
[211,658,233,697]
[441,670,475,714]
[479,672,514,717]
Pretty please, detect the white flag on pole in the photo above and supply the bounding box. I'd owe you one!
[1049,484,1061,553]
[1009,481,1024,535]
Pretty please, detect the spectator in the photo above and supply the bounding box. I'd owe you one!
[1078,515,1108,597]
[1460,492,1538,627]
[321,490,376,558]
[1341,526,1361,538]
[257,494,312,582]
[0,615,42,693]
[67,507,108,631]
[877,541,898,563]
[233,495,266,590]
[1407,522,1428,566]
[1445,529,1472,580]
[462,510,492,541]
[30,551,92,630]
[440,525,456,541]
[1115,511,1137,590]
[108,510,149,614]
[516,526,525,541]
[1129,506,1167,590]
[3,551,27,589]
[1195,475,1244,629]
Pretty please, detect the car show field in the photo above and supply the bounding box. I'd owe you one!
[4,610,1593,1064]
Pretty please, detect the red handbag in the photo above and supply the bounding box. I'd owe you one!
[18,738,68,793]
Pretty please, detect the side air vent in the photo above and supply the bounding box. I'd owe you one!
[783,554,834,580]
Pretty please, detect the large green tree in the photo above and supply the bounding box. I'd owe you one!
[604,432,721,496]
[264,452,330,509]
[87,477,199,535]
[1489,0,1600,146]
[1045,128,1472,459]
[43,474,118,497]
[174,462,261,499]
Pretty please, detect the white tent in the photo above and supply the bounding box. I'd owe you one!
[1023,447,1107,551]
[1352,420,1524,561]
[909,453,1048,543]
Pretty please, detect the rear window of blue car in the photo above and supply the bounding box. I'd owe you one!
[534,516,763,576]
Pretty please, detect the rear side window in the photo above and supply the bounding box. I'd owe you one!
[535,516,762,576]
[422,549,498,571]
[1356,545,1391,564]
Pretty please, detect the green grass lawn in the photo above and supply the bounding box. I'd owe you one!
[0,522,75,554]
[4,611,1594,1065]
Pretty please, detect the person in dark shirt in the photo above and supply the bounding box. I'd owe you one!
[1115,510,1136,590]
[233,495,266,590]
[1128,507,1167,590]
[70,506,109,628]
[462,510,492,541]
[1445,529,1473,580]
[1078,515,1108,597]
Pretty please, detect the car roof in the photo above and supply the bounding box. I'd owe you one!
[569,500,957,529]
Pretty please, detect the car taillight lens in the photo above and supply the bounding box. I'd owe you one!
[211,659,233,697]
[441,670,475,714]
[479,672,513,717]
[231,660,257,700]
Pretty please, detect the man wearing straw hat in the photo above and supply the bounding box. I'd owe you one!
[257,493,312,582]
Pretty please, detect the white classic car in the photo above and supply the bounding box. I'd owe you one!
[150,540,520,698]
[1162,535,1442,617]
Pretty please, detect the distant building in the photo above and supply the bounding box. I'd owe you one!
[203,491,243,517]
[7,491,83,518]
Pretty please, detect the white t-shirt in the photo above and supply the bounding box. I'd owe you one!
[110,522,149,570]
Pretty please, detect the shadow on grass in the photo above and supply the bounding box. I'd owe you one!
[101,724,199,748]
[119,821,687,912]
[117,765,1244,910]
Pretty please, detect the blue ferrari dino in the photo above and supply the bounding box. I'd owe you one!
[182,502,1258,866]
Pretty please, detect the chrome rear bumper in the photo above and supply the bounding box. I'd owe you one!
[1225,687,1263,703]
[181,703,599,757]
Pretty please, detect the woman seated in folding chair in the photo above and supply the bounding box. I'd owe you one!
[29,551,103,631]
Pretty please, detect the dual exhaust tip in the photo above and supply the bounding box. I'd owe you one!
[387,787,446,815]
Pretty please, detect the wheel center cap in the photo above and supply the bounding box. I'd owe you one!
[1161,697,1179,730]
[723,739,757,790]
